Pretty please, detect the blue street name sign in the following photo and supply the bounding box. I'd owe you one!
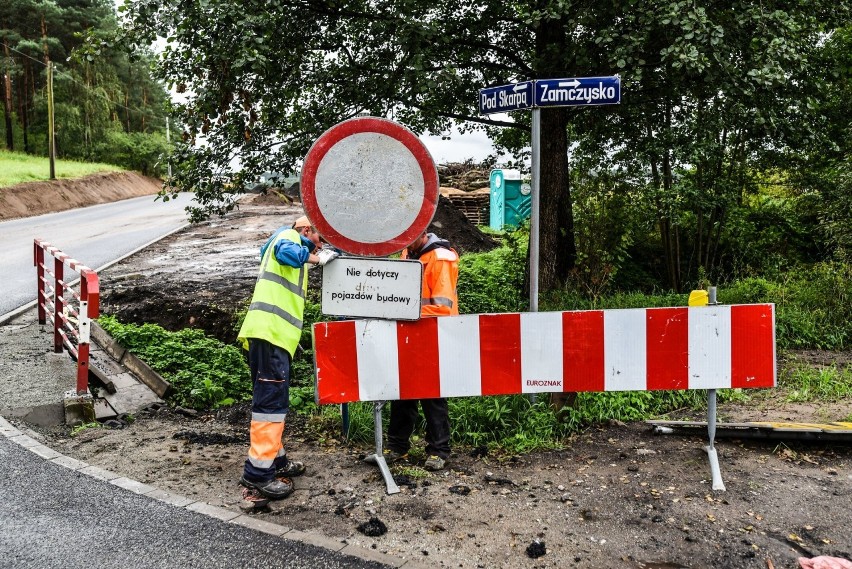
[534,76,621,107]
[479,81,534,114]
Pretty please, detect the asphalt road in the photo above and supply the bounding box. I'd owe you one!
[0,436,389,569]
[0,194,193,318]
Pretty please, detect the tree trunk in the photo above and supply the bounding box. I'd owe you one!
[19,62,29,153]
[539,107,574,290]
[534,13,576,292]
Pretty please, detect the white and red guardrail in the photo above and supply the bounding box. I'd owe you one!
[313,304,775,404]
[34,239,100,396]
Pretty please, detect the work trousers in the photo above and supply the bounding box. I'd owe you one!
[243,338,292,482]
[388,398,451,459]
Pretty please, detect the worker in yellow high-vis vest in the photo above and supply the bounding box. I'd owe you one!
[238,215,338,505]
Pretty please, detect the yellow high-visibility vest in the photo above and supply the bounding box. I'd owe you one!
[238,228,307,356]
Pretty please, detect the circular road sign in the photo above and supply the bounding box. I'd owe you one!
[301,117,439,256]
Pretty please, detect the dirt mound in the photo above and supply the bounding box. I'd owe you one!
[0,171,163,221]
[428,195,497,255]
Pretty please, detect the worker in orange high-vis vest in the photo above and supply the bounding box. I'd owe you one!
[237,215,338,506]
[390,231,459,471]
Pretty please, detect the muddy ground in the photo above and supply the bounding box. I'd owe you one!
[9,186,852,569]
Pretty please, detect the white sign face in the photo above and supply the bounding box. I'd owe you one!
[301,117,439,257]
[315,132,423,244]
[321,257,423,321]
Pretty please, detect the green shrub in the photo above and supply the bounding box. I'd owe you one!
[98,315,251,409]
[720,263,851,349]
[781,364,852,402]
[458,229,527,314]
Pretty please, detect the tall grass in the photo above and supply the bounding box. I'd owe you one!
[0,149,120,188]
[781,364,852,403]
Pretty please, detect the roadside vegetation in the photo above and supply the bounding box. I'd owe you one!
[96,208,852,454]
[0,150,121,188]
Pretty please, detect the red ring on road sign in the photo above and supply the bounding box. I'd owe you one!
[301,117,439,256]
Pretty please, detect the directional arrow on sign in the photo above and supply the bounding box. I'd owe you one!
[535,76,621,108]
[478,81,534,115]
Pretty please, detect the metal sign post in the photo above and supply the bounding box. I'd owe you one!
[529,108,541,314]
[373,401,400,494]
[704,286,726,491]
[303,116,439,494]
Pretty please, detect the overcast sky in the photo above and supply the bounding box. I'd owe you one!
[420,120,519,166]
[420,129,494,164]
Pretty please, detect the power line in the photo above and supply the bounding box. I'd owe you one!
[4,42,167,127]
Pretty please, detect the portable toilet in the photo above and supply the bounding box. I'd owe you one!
[489,169,532,231]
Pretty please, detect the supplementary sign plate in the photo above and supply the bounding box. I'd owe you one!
[321,257,423,320]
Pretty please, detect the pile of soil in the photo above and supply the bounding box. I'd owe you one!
[0,171,163,220]
[429,195,497,255]
[98,193,498,344]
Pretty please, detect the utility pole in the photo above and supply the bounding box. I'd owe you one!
[3,41,14,151]
[47,61,55,180]
[166,117,172,186]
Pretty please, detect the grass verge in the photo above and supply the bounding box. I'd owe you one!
[0,149,121,188]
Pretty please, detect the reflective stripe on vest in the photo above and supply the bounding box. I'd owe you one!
[422,296,454,308]
[247,300,303,329]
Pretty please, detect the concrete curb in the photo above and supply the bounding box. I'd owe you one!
[90,320,172,398]
[0,413,433,568]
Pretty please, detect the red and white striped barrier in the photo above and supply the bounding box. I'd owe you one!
[313,304,775,405]
[34,239,100,395]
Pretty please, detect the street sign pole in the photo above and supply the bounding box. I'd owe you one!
[529,108,541,404]
[530,108,540,314]
[478,75,620,406]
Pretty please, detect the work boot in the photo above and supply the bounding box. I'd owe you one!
[275,458,306,478]
[239,475,294,499]
[239,486,270,511]
[424,455,447,471]
[364,449,408,465]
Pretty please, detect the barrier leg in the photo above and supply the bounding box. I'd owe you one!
[703,389,726,491]
[341,403,350,440]
[368,401,400,495]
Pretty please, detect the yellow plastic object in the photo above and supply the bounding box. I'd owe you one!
[688,290,709,307]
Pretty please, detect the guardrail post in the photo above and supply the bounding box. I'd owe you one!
[34,241,46,325]
[53,255,64,353]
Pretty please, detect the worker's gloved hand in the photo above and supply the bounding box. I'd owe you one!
[316,248,340,266]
